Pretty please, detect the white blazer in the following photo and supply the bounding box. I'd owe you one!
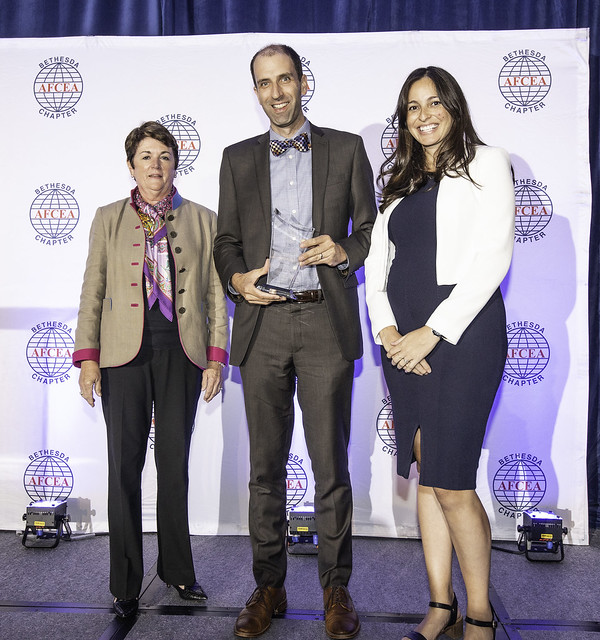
[365,145,515,346]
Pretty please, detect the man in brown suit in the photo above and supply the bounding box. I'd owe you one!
[214,44,376,639]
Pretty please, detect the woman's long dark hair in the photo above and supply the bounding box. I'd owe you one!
[378,66,484,211]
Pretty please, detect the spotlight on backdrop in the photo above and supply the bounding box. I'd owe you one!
[517,510,568,562]
[22,499,71,548]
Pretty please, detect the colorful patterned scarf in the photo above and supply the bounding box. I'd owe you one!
[133,186,175,321]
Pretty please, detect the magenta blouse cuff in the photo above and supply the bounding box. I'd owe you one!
[72,348,100,368]
[207,346,228,367]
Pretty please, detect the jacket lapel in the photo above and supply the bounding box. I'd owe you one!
[310,124,328,234]
[253,132,272,234]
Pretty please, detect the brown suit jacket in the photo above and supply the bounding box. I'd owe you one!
[213,123,376,366]
[74,194,228,369]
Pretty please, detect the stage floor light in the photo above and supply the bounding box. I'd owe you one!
[517,510,568,562]
[287,506,318,555]
[22,499,71,548]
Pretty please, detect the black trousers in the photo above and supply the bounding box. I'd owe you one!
[239,301,354,589]
[101,345,202,599]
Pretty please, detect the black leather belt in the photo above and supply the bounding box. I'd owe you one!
[290,289,324,303]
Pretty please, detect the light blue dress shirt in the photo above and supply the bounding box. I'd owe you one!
[269,120,319,292]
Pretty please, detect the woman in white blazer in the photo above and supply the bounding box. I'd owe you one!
[365,67,514,640]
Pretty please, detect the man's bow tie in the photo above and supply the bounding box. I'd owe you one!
[270,132,311,156]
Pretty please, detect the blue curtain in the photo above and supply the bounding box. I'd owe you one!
[2,0,599,527]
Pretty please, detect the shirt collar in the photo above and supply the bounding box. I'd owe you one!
[269,119,311,142]
[129,186,182,211]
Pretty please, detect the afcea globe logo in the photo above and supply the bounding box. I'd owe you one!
[503,321,550,388]
[157,114,201,177]
[23,449,74,503]
[30,183,79,246]
[498,49,551,114]
[514,178,553,244]
[376,396,397,457]
[26,321,74,385]
[380,116,397,170]
[300,57,315,112]
[286,452,308,509]
[34,56,83,119]
[493,453,545,519]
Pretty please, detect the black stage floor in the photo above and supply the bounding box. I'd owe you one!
[1,529,598,639]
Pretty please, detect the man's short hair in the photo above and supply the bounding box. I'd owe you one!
[250,44,304,87]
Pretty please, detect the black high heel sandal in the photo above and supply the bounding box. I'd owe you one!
[465,615,497,639]
[404,593,463,640]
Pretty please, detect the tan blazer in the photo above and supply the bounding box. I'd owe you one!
[74,195,228,369]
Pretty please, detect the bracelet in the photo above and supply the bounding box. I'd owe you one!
[432,328,445,340]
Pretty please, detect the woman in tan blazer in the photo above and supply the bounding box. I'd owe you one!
[73,121,228,619]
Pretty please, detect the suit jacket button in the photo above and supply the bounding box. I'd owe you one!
[179,307,186,314]
[179,267,186,273]
[178,288,185,294]
[174,246,182,253]
[167,214,175,221]
[170,231,177,238]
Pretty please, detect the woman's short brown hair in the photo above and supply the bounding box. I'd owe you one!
[125,121,179,170]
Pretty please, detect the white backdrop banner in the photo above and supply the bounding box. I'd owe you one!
[0,29,590,544]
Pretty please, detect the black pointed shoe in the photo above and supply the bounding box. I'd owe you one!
[113,597,139,618]
[171,582,208,601]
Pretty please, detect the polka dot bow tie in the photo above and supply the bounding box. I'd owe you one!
[269,132,311,156]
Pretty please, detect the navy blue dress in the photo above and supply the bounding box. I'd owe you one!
[381,178,506,490]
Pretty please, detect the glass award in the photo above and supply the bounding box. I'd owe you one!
[257,209,314,300]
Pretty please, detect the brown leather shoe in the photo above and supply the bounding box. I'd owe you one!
[324,585,360,639]
[234,586,287,637]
